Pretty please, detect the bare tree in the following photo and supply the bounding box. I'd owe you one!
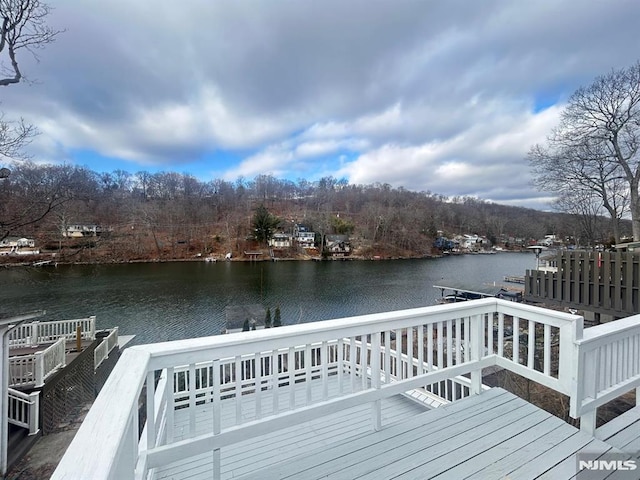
[0,0,60,158]
[0,162,92,241]
[529,61,640,240]
[529,139,628,243]
[553,188,604,247]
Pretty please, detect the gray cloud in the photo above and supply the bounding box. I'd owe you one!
[1,0,639,208]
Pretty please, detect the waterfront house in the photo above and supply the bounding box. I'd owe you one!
[267,233,292,249]
[294,224,315,248]
[0,237,38,255]
[0,237,35,249]
[52,298,640,479]
[325,234,351,256]
[63,223,102,238]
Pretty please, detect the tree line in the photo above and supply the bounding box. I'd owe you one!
[0,162,621,262]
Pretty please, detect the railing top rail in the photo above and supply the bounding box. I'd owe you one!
[8,387,32,400]
[53,348,150,480]
[578,313,640,346]
[139,298,580,370]
[42,336,66,351]
[495,300,582,326]
[39,316,95,325]
[140,301,481,368]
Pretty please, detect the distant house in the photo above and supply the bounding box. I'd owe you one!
[294,225,316,249]
[268,233,292,248]
[325,234,351,257]
[457,234,490,251]
[0,236,38,255]
[433,237,457,251]
[63,224,102,238]
[538,234,560,247]
[0,237,35,248]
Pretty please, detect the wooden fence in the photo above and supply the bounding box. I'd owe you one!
[525,250,640,317]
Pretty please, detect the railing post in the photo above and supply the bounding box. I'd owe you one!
[30,321,39,347]
[89,316,96,340]
[212,359,221,479]
[580,410,597,436]
[34,351,44,387]
[563,316,583,420]
[28,392,40,435]
[166,367,174,443]
[470,314,483,395]
[76,325,82,352]
[370,332,382,431]
[61,338,67,367]
[112,410,138,480]
[145,371,156,448]
[111,326,119,353]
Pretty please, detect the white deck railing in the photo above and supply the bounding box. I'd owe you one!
[94,327,119,369]
[8,388,40,435]
[9,337,67,387]
[8,316,96,348]
[570,313,640,434]
[51,298,640,480]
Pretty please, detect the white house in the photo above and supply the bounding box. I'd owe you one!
[294,225,315,248]
[63,224,102,238]
[0,237,38,255]
[268,233,292,248]
[0,237,35,249]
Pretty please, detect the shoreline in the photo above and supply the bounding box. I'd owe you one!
[0,249,532,269]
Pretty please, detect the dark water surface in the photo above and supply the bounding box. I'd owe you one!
[0,253,535,345]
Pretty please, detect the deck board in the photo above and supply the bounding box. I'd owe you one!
[154,373,429,480]
[595,405,640,459]
[151,381,636,480]
[250,389,513,480]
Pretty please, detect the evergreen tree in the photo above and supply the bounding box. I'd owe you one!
[252,204,280,245]
[273,306,282,327]
[265,307,272,328]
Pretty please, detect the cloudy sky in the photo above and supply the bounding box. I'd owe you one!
[2,0,639,209]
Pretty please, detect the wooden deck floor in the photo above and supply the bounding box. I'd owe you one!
[151,382,632,480]
[595,404,640,461]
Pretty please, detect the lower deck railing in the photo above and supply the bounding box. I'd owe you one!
[7,388,40,435]
[51,298,640,480]
[8,337,66,388]
[8,316,96,348]
[94,327,119,369]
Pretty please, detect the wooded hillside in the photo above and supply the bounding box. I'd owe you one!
[0,162,623,263]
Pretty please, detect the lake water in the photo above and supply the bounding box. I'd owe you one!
[0,253,536,345]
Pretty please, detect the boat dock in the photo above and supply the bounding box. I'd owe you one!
[433,281,523,303]
[503,275,525,284]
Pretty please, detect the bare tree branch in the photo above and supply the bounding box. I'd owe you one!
[529,61,640,241]
[0,0,60,86]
